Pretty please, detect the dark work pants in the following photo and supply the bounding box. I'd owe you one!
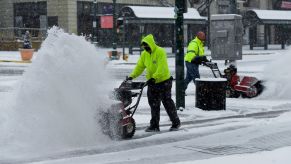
[147,78,180,127]
[184,61,200,90]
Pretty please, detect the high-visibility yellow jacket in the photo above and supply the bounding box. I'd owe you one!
[184,37,205,62]
[129,34,171,83]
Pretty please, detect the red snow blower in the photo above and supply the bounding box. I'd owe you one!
[202,61,264,98]
[99,80,147,139]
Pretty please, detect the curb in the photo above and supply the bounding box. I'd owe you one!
[0,60,31,63]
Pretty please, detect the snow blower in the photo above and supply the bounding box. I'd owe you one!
[202,61,264,98]
[99,80,147,139]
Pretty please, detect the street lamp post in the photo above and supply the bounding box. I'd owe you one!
[93,0,98,46]
[112,0,117,57]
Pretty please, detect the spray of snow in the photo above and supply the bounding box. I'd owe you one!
[260,46,291,100]
[0,27,115,159]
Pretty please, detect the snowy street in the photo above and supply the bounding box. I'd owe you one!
[1,29,291,164]
[35,112,291,164]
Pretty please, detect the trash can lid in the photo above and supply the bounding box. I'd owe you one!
[195,78,227,82]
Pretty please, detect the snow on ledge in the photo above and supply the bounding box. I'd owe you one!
[127,6,205,20]
[252,9,291,21]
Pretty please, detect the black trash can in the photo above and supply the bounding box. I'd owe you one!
[195,78,227,110]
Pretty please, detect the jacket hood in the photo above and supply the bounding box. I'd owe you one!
[141,34,157,52]
[195,36,203,44]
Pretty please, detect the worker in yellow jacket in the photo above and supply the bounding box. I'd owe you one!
[127,34,180,132]
[184,31,208,92]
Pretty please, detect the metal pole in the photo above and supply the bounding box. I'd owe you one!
[264,25,268,50]
[93,0,98,46]
[231,0,237,14]
[122,14,126,60]
[175,0,185,110]
[207,0,210,49]
[112,0,117,57]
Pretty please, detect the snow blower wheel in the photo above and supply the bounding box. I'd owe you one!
[121,118,136,139]
[100,80,147,140]
[243,85,258,98]
[241,82,264,98]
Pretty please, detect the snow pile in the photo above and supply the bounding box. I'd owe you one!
[0,27,114,159]
[260,47,291,100]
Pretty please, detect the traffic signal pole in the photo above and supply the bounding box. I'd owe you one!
[175,0,187,110]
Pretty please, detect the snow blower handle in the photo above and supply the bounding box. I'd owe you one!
[201,61,223,78]
[119,76,132,89]
[202,61,217,69]
[120,76,148,90]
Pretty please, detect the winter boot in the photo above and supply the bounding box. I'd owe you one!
[145,126,160,132]
[169,123,181,131]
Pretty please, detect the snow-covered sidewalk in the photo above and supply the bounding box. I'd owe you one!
[1,30,291,164]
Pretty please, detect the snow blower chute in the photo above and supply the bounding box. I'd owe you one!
[202,61,264,98]
[99,80,147,139]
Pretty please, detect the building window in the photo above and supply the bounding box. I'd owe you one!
[14,2,47,37]
[48,16,58,28]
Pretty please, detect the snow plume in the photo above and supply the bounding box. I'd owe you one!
[261,46,291,100]
[0,27,114,159]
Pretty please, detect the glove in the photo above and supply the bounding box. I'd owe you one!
[201,56,209,62]
[200,56,209,65]
[191,56,201,65]
[126,76,133,81]
[147,78,155,86]
[124,76,133,83]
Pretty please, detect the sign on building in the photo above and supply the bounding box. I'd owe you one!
[100,15,113,29]
[281,1,291,9]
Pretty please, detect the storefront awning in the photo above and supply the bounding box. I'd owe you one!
[243,9,291,26]
[119,6,207,25]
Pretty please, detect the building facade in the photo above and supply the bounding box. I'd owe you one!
[0,0,169,33]
[0,0,290,49]
[0,0,177,48]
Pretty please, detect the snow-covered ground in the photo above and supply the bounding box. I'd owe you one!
[0,28,291,164]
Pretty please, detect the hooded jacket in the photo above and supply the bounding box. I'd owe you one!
[184,37,205,63]
[129,34,171,83]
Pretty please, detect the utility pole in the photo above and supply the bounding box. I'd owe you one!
[112,0,117,57]
[93,0,98,46]
[175,0,187,110]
